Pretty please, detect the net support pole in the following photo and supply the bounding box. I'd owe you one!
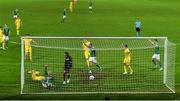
[163,38,168,84]
[21,37,25,94]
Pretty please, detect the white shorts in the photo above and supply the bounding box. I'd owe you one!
[89,57,97,63]
[13,15,18,19]
[89,6,92,10]
[63,15,66,19]
[152,54,160,61]
[3,36,9,41]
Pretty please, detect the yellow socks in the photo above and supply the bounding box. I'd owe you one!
[17,30,19,35]
[123,65,133,74]
[2,42,5,50]
[128,66,133,74]
[86,60,90,67]
[124,66,127,73]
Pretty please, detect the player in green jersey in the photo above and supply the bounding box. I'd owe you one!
[149,39,163,71]
[88,43,101,74]
[42,64,55,88]
[3,24,10,49]
[61,8,67,23]
[88,0,93,12]
[13,8,19,19]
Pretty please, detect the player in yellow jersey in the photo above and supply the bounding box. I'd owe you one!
[28,65,54,85]
[82,39,91,72]
[15,17,22,36]
[69,0,73,13]
[122,44,133,74]
[23,34,35,61]
[28,70,45,81]
[0,26,5,50]
[32,70,45,81]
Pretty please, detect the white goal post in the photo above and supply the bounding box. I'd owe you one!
[21,37,176,94]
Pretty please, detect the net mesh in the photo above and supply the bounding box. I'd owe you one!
[21,37,175,94]
[166,41,176,93]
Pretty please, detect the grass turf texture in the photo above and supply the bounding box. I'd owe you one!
[0,0,180,100]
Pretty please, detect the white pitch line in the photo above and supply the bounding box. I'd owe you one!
[0,84,20,86]
[9,41,20,45]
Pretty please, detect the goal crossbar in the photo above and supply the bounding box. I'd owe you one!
[21,36,168,39]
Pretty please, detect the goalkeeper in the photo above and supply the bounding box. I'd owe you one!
[42,64,54,88]
[63,52,73,84]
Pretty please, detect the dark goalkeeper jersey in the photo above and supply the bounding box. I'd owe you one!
[64,56,72,68]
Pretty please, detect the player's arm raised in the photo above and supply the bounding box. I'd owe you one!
[32,40,38,45]
[83,41,90,48]
[148,39,155,45]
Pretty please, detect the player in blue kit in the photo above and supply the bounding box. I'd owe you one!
[135,18,141,37]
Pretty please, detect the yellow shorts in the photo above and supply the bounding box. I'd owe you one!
[16,25,20,30]
[25,47,32,53]
[69,6,73,9]
[84,51,90,59]
[123,58,131,65]
[69,6,73,11]
[33,76,45,81]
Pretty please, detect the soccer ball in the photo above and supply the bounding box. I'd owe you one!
[89,75,94,80]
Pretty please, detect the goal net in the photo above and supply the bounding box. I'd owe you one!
[21,37,176,94]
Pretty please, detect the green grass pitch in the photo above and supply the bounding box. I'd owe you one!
[0,0,180,100]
